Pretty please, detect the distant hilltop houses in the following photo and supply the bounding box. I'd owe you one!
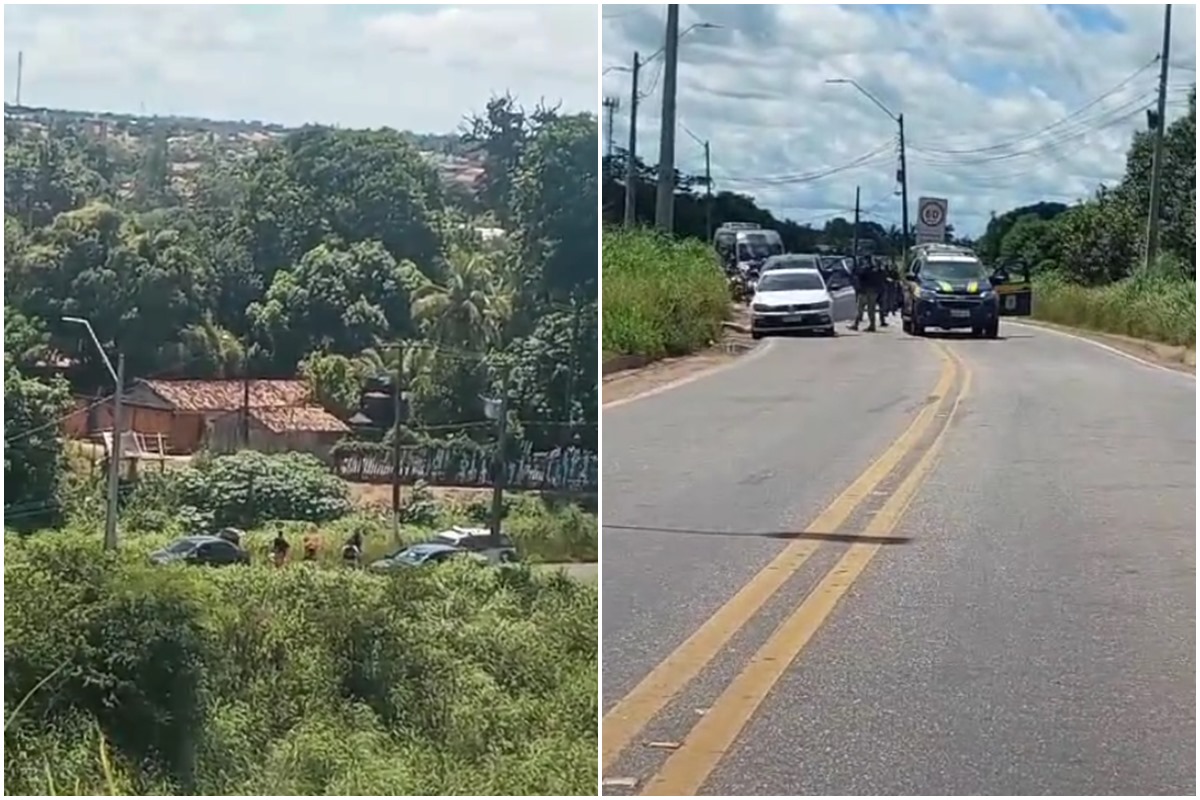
[3,103,486,193]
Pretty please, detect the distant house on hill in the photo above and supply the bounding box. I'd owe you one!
[65,378,324,455]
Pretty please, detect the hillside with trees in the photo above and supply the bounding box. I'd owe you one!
[5,97,599,516]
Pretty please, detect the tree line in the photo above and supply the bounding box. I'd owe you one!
[976,88,1195,285]
[4,96,598,516]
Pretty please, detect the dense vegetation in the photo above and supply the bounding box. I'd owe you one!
[975,89,1196,346]
[4,531,596,795]
[602,152,908,255]
[602,227,729,360]
[4,97,598,795]
[5,96,598,520]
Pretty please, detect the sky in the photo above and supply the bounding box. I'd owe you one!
[4,4,598,133]
[603,4,1197,237]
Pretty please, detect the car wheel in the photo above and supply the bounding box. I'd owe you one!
[910,321,924,336]
[901,317,912,334]
[751,331,763,340]
[971,326,983,338]
[821,327,836,337]
[985,320,1000,339]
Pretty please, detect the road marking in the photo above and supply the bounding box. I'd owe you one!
[1006,320,1196,380]
[603,338,777,410]
[640,349,971,796]
[601,342,957,771]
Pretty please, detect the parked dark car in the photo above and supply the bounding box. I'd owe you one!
[150,535,250,567]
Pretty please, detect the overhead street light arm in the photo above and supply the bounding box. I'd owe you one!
[825,78,899,123]
[644,22,721,64]
[62,316,118,385]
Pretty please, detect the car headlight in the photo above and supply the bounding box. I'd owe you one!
[980,289,997,301]
[914,287,933,299]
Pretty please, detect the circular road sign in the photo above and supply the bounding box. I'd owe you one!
[920,199,945,228]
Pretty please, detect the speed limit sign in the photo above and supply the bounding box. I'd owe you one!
[916,197,948,244]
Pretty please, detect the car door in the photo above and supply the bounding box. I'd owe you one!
[824,267,855,321]
[992,261,1033,316]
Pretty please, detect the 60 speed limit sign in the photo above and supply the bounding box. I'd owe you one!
[916,197,948,242]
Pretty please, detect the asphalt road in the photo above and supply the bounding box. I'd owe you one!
[601,320,1195,796]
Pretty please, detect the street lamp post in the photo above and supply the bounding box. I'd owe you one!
[63,316,123,551]
[826,78,910,261]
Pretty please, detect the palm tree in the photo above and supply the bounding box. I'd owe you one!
[410,247,512,351]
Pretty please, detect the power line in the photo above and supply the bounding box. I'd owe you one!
[715,139,896,186]
[911,57,1160,156]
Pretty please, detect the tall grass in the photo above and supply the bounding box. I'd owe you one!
[3,529,597,795]
[1033,271,1196,348]
[602,226,730,359]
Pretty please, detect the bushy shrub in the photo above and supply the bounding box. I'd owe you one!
[603,226,729,359]
[4,530,597,795]
[174,451,352,532]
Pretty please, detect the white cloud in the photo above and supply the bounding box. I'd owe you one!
[603,4,1196,236]
[4,4,598,133]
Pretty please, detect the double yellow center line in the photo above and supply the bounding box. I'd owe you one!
[603,341,971,795]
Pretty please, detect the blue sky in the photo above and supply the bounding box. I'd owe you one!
[603,4,1196,236]
[4,4,597,133]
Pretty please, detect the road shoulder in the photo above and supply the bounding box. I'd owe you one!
[1018,318,1195,374]
[603,306,757,406]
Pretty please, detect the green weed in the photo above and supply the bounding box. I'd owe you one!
[602,226,729,359]
[1033,271,1196,347]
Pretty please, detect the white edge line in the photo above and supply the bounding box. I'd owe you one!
[602,338,779,411]
[1006,320,1196,382]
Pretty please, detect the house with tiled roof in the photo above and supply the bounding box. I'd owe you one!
[67,378,337,456]
[207,405,350,462]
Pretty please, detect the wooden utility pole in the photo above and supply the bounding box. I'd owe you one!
[1145,5,1173,270]
[623,51,641,226]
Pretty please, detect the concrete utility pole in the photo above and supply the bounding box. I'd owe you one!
[898,114,911,261]
[1145,4,1173,270]
[624,52,641,226]
[485,375,511,548]
[390,344,405,546]
[853,186,861,263]
[826,79,910,263]
[16,51,23,106]
[654,4,680,232]
[703,140,713,242]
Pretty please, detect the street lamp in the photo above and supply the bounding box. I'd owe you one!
[63,316,123,551]
[826,78,910,259]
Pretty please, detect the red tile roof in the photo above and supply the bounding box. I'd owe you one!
[250,406,349,434]
[143,380,309,412]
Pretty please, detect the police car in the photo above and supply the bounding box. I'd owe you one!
[901,247,1032,338]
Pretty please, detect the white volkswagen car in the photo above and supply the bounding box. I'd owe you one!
[749,266,856,339]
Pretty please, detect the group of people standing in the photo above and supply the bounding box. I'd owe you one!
[847,255,902,333]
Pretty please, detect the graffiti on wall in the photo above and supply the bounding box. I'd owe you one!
[334,443,598,492]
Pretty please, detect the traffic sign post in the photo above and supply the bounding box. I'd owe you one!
[915,197,948,244]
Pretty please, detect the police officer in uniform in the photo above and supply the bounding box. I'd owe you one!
[850,255,884,332]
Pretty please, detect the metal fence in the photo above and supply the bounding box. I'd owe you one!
[334,443,598,492]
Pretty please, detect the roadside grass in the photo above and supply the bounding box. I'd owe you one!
[3,528,597,795]
[1033,272,1196,348]
[602,226,730,360]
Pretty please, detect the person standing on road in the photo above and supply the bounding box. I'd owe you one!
[850,256,883,332]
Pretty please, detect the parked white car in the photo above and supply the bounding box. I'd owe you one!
[749,267,856,339]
